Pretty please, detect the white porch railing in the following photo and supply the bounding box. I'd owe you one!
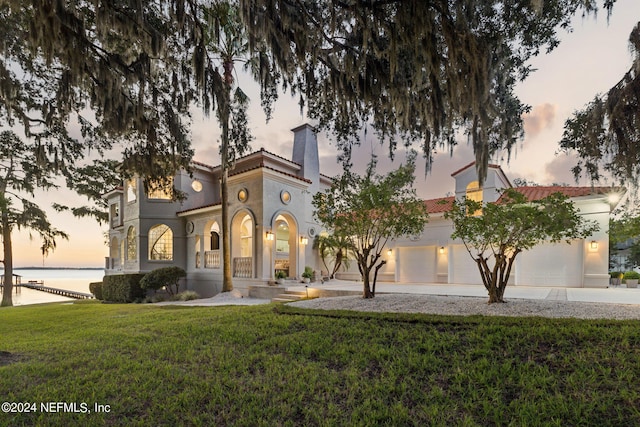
[233,257,252,278]
[205,250,221,269]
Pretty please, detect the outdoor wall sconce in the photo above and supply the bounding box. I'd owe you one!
[590,241,598,250]
[300,236,309,245]
[439,246,445,254]
[387,248,393,256]
[266,231,274,241]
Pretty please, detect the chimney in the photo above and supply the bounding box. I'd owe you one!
[291,124,319,190]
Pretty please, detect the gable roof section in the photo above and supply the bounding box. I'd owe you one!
[450,161,502,177]
[423,186,622,214]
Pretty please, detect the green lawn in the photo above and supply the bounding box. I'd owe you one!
[1,301,640,426]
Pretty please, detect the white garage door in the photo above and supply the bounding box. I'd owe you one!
[398,246,437,283]
[517,241,583,286]
[450,245,483,285]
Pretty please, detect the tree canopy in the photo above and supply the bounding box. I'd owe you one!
[241,0,616,183]
[0,130,71,306]
[313,153,428,298]
[560,20,640,185]
[445,188,599,303]
[0,0,199,184]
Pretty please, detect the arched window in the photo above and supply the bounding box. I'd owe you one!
[210,232,220,250]
[126,226,137,261]
[149,224,173,260]
[210,223,221,250]
[466,181,483,216]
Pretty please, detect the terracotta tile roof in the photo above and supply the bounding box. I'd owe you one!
[424,196,455,213]
[177,202,221,215]
[229,162,313,184]
[423,186,619,214]
[502,186,620,202]
[191,160,215,169]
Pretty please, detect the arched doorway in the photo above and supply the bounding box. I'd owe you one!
[231,212,254,278]
[271,213,298,279]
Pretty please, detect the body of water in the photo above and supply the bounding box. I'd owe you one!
[1,269,104,306]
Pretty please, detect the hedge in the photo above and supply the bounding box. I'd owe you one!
[102,274,146,303]
[89,282,103,300]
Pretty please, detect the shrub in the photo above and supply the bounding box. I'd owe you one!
[610,271,623,279]
[139,267,186,295]
[89,282,103,300]
[624,271,640,280]
[175,290,201,301]
[302,266,313,279]
[102,274,146,303]
[275,271,286,280]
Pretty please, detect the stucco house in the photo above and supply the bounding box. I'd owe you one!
[104,124,622,296]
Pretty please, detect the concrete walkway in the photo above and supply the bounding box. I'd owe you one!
[290,280,640,305]
[165,280,640,307]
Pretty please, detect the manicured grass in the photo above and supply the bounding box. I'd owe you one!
[1,301,640,426]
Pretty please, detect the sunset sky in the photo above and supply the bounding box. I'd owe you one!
[8,0,640,268]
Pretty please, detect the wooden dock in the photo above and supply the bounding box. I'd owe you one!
[20,282,94,300]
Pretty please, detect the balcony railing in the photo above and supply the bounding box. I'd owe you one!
[233,257,252,278]
[205,250,221,269]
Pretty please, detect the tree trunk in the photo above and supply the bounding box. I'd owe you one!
[221,165,233,292]
[1,212,13,307]
[361,264,373,298]
[220,61,233,293]
[477,257,507,304]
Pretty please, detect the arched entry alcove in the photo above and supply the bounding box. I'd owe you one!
[270,212,298,279]
[231,211,255,278]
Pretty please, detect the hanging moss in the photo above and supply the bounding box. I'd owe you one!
[240,0,615,183]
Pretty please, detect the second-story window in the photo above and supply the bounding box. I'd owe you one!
[148,177,173,200]
[126,179,137,202]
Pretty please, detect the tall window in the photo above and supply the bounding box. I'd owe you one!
[149,224,173,260]
[466,181,483,216]
[126,179,137,202]
[240,215,253,258]
[148,177,173,200]
[275,218,290,253]
[126,226,137,261]
[210,222,220,250]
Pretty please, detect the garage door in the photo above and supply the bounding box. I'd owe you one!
[398,246,437,283]
[517,241,583,286]
[450,245,483,285]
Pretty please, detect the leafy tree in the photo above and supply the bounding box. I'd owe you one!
[241,0,615,182]
[54,159,122,226]
[0,131,71,307]
[313,153,428,298]
[609,214,640,269]
[560,21,639,183]
[140,266,187,296]
[313,234,352,279]
[445,188,599,303]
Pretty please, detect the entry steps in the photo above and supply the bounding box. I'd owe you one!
[271,290,309,303]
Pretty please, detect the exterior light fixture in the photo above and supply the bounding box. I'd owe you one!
[439,246,445,254]
[590,241,598,250]
[266,231,274,241]
[387,248,393,256]
[300,236,309,245]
